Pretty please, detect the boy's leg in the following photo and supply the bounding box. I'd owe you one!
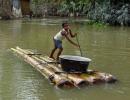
[50,38,57,59]
[49,47,56,59]
[56,48,63,61]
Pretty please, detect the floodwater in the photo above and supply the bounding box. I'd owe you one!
[0,18,130,100]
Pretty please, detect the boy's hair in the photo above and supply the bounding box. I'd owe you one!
[62,22,68,28]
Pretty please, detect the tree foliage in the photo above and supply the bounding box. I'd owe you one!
[31,0,130,26]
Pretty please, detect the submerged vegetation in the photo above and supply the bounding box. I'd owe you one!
[0,0,130,26]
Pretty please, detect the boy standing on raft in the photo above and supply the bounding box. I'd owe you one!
[50,22,79,60]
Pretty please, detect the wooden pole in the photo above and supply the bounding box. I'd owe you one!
[76,34,83,56]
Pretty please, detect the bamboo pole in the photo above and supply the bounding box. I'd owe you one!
[11,48,74,88]
[95,72,117,83]
[80,70,117,84]
[79,73,104,85]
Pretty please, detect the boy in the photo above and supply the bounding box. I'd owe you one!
[50,22,79,60]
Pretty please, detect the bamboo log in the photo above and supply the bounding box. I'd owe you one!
[11,48,74,88]
[80,70,117,84]
[95,72,117,83]
[16,47,89,87]
[79,72,105,85]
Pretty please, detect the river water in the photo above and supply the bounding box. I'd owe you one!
[0,18,130,100]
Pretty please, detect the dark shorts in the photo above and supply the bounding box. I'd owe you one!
[54,39,62,49]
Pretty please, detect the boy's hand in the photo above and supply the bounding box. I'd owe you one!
[75,44,80,48]
[74,33,77,37]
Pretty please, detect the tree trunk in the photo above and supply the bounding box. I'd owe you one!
[0,0,12,19]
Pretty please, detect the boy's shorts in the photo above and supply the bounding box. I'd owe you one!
[54,39,62,49]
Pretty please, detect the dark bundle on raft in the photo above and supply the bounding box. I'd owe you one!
[11,47,117,88]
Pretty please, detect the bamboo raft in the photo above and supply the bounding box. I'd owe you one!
[11,47,117,88]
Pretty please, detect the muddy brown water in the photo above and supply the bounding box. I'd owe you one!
[0,18,130,100]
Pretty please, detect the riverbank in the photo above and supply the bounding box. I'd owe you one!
[0,0,130,26]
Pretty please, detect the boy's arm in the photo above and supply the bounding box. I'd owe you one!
[69,29,77,38]
[65,35,79,47]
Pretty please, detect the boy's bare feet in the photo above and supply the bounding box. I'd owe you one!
[49,56,55,60]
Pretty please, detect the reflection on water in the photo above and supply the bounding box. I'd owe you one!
[0,19,130,100]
